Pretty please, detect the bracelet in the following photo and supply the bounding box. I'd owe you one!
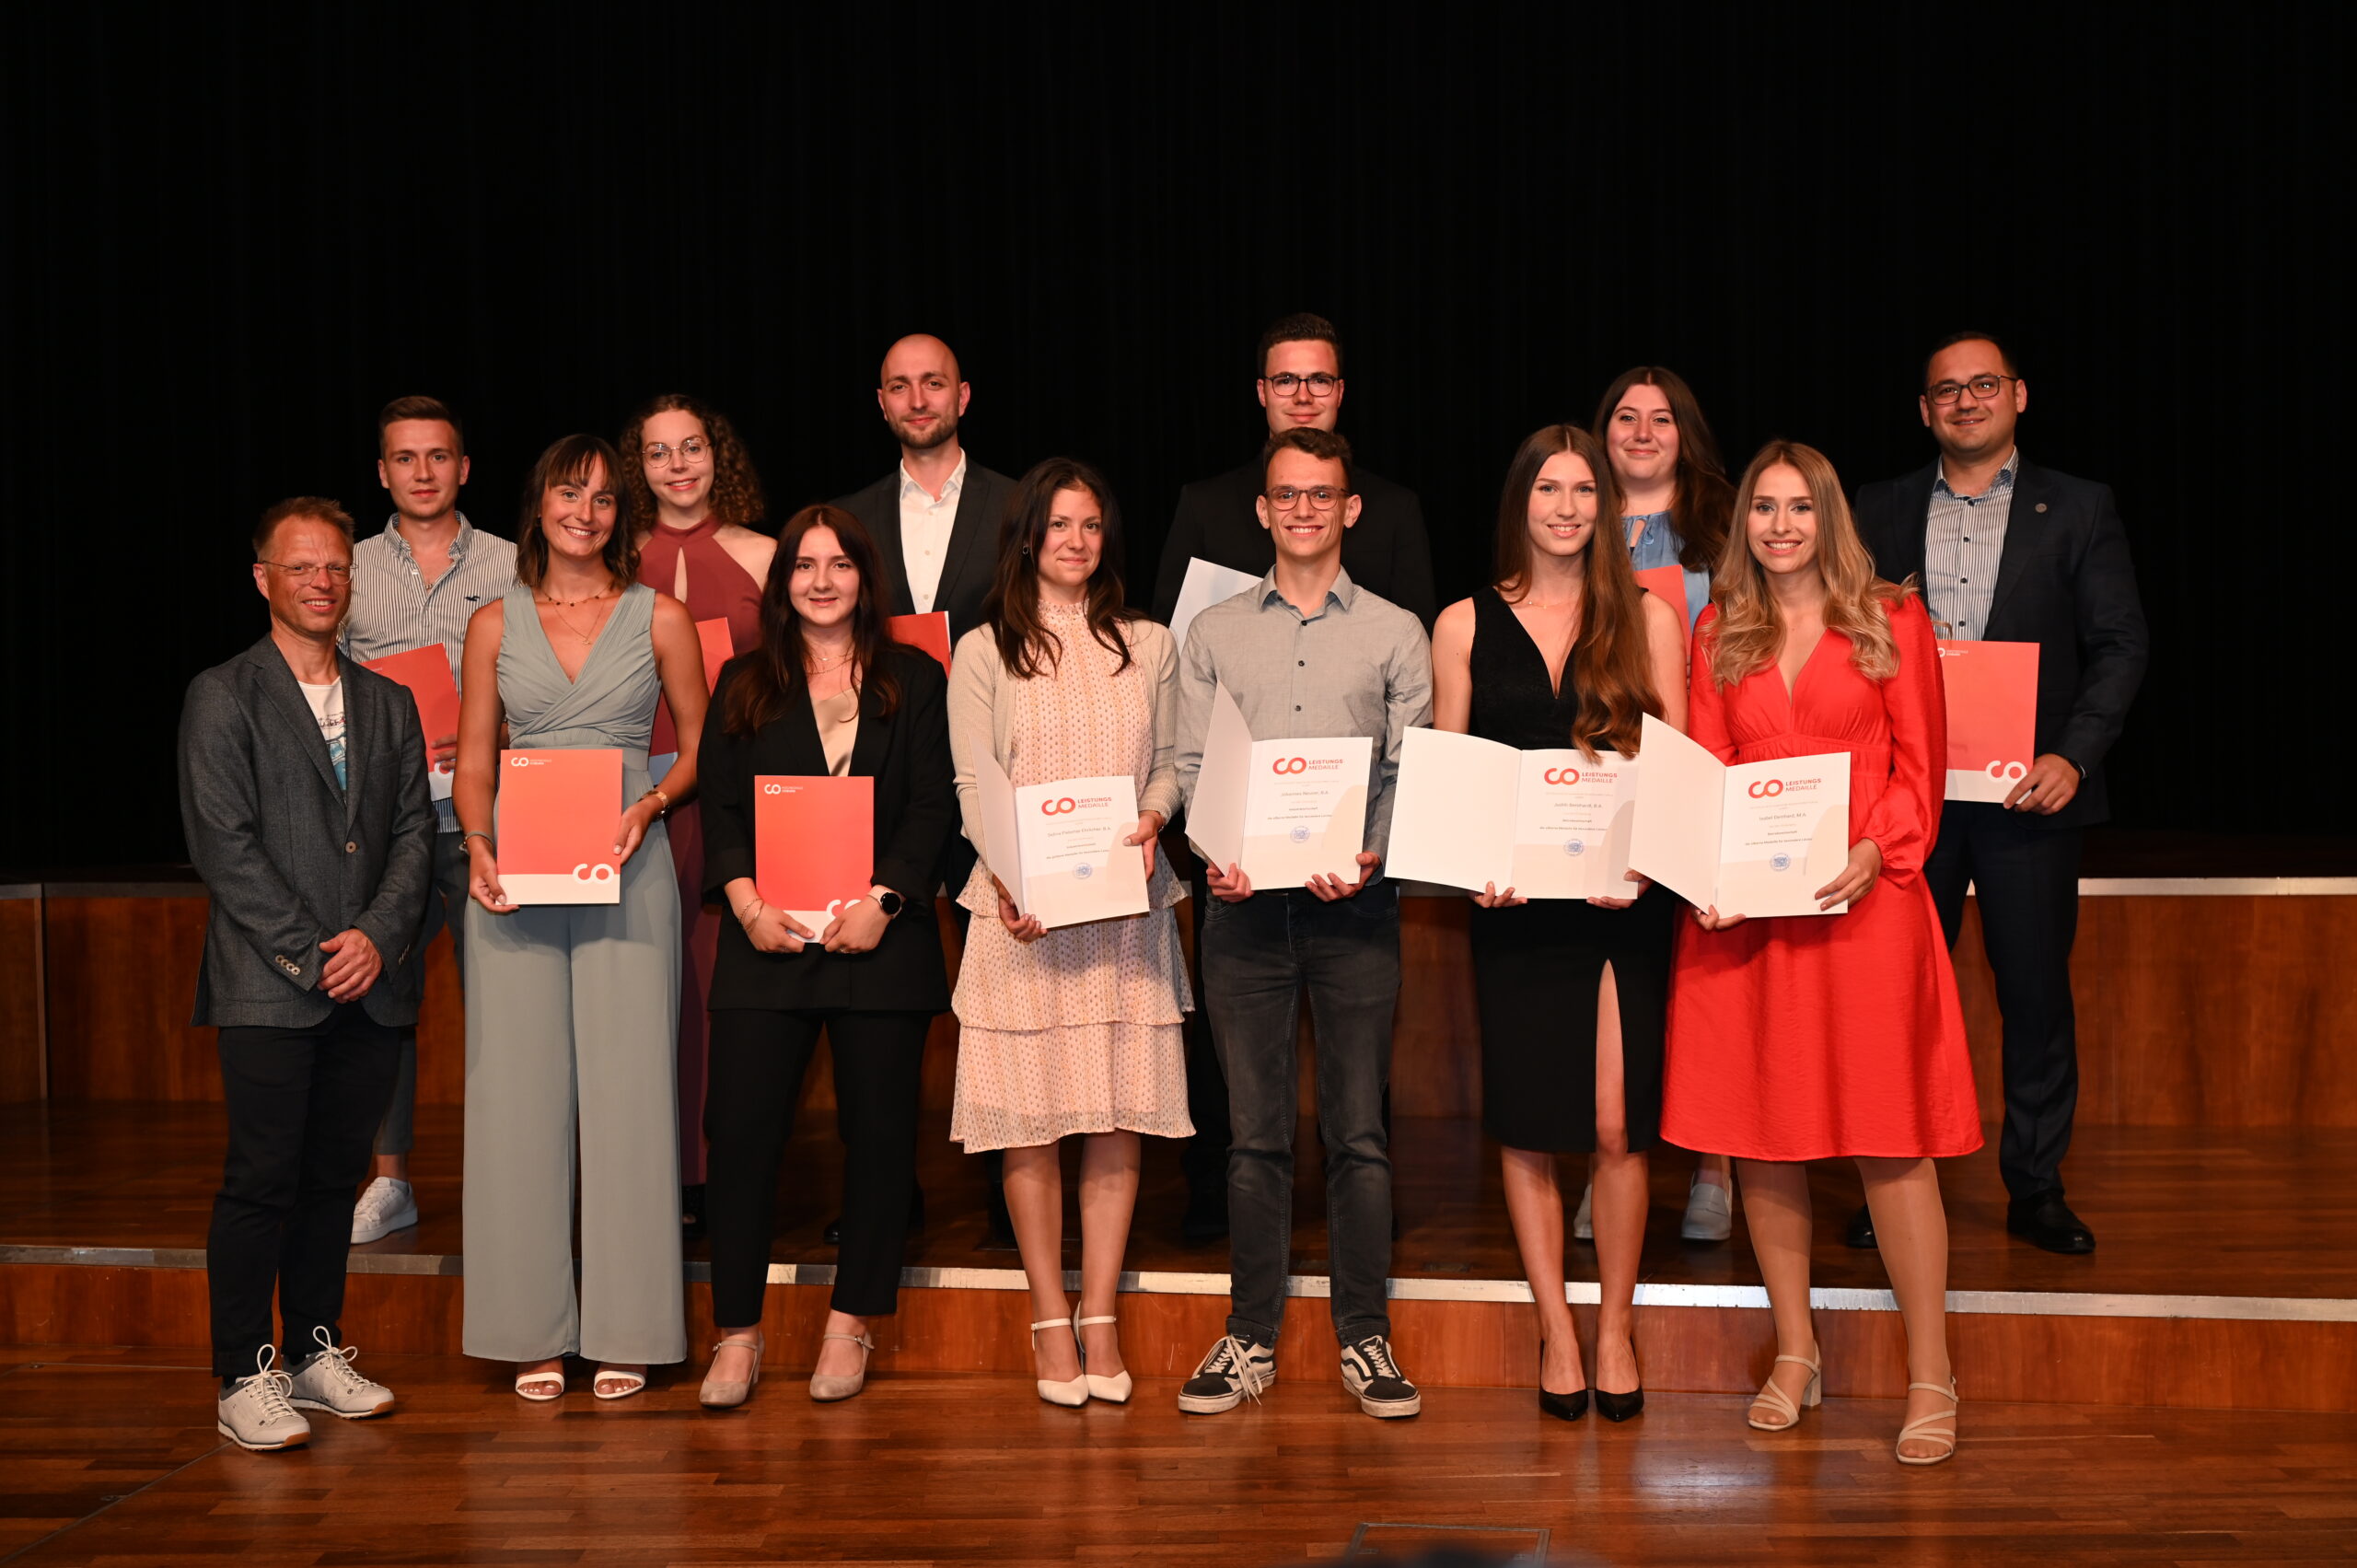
[640,786,671,816]
[736,897,764,925]
[461,830,493,849]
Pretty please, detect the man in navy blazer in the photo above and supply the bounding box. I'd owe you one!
[179,497,433,1449]
[1854,332,2148,1256]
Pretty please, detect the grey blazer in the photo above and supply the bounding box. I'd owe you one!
[177,636,435,1028]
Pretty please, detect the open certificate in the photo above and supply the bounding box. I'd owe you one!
[973,759,1150,929]
[1937,639,2038,802]
[1167,557,1261,651]
[754,775,875,933]
[495,749,623,904]
[1188,685,1374,887]
[362,645,461,801]
[1387,727,1638,898]
[1629,714,1851,918]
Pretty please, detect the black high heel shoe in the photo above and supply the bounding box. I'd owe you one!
[1595,1385,1645,1422]
[1539,1386,1589,1422]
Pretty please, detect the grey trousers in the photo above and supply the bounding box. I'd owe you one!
[459,832,686,1365]
[373,830,470,1159]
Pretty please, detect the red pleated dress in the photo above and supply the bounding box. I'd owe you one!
[1661,595,1982,1162]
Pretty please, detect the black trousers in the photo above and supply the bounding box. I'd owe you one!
[208,1004,403,1378]
[1925,802,2084,1202]
[1178,862,1235,1204]
[705,1007,929,1324]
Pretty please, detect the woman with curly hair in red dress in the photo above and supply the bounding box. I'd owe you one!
[1663,440,1980,1466]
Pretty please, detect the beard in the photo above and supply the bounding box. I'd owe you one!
[891,409,959,450]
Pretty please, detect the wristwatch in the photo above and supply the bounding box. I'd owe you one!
[873,889,906,919]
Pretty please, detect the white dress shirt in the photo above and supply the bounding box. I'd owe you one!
[898,452,967,614]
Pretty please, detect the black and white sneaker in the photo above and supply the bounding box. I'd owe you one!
[1340,1334,1421,1418]
[1177,1334,1275,1414]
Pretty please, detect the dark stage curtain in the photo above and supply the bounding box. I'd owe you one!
[1,6,2345,866]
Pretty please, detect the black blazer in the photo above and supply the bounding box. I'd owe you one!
[698,643,958,1013]
[1856,458,2149,830]
[832,459,1017,645]
[1152,458,1438,629]
[178,639,435,1028]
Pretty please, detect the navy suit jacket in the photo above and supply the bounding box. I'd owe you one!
[1856,459,2148,829]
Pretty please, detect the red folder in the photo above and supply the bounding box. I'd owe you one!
[652,618,737,756]
[361,645,461,784]
[495,749,624,903]
[754,775,875,930]
[888,611,953,675]
[1936,640,2039,802]
[1634,565,1691,627]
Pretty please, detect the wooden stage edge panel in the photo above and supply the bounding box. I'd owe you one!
[27,883,2357,1126]
[3,1255,2351,1414]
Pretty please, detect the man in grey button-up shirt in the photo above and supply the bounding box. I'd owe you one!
[1169,428,1434,1423]
[338,397,517,1243]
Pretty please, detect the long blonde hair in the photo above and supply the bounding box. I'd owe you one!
[1705,440,1911,688]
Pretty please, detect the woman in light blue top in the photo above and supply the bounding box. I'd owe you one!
[1591,366,1739,1239]
[452,435,713,1403]
[1593,366,1734,636]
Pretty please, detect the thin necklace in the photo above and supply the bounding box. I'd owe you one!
[539,587,615,645]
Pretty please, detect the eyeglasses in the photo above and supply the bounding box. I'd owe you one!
[643,436,712,464]
[1925,374,2017,405]
[1265,485,1347,510]
[259,561,354,581]
[1262,372,1341,398]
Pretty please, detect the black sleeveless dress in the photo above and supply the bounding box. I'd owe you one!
[1468,587,1672,1153]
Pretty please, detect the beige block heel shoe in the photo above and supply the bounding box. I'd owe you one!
[1896,1378,1959,1465]
[1076,1315,1132,1404]
[809,1331,875,1402]
[1747,1350,1822,1432]
[699,1333,763,1409]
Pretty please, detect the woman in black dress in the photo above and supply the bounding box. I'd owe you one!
[1428,424,1689,1421]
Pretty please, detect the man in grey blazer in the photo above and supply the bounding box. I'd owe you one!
[179,496,435,1450]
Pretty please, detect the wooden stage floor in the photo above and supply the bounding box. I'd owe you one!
[5,1100,2354,1305]
[4,1345,2354,1567]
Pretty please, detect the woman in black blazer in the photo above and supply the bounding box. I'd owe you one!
[692,504,957,1410]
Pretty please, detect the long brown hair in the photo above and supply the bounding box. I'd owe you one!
[721,505,901,733]
[619,392,767,531]
[1591,366,1735,574]
[1492,424,1662,759]
[1705,440,1911,689]
[981,457,1141,679]
[515,435,636,591]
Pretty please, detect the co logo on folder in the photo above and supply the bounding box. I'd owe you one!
[1542,766,1581,785]
[508,755,533,768]
[761,783,784,795]
[1984,760,2028,782]
[1747,779,1785,798]
[570,863,617,883]
[1039,796,1078,815]
[1271,757,1309,775]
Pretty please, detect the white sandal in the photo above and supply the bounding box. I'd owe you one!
[1747,1350,1822,1431]
[1076,1315,1132,1404]
[592,1365,647,1400]
[1895,1378,1959,1465]
[1031,1318,1088,1407]
[514,1363,565,1402]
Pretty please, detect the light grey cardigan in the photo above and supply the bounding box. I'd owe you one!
[947,616,1186,888]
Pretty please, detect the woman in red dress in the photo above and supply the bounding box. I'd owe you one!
[1662,441,1979,1465]
[622,394,774,1236]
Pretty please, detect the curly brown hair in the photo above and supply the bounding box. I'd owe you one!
[619,393,768,533]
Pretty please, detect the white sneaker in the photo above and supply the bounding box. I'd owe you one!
[351,1178,418,1244]
[286,1326,396,1419]
[1681,1173,1734,1242]
[217,1346,311,1451]
[1572,1182,1594,1241]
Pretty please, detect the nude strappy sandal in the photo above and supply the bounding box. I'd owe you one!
[1747,1350,1823,1431]
[1076,1315,1132,1404]
[1895,1378,1959,1465]
[1031,1318,1088,1407]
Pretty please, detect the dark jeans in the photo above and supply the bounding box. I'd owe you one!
[1925,802,2084,1202]
[208,1004,403,1378]
[705,1008,929,1323]
[1178,860,1235,1203]
[1202,883,1401,1348]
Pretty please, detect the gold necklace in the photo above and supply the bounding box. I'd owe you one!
[540,589,614,645]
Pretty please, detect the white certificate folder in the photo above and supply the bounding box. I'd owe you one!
[973,756,1151,930]
[1188,684,1373,886]
[1628,714,1852,918]
[1387,726,1639,898]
